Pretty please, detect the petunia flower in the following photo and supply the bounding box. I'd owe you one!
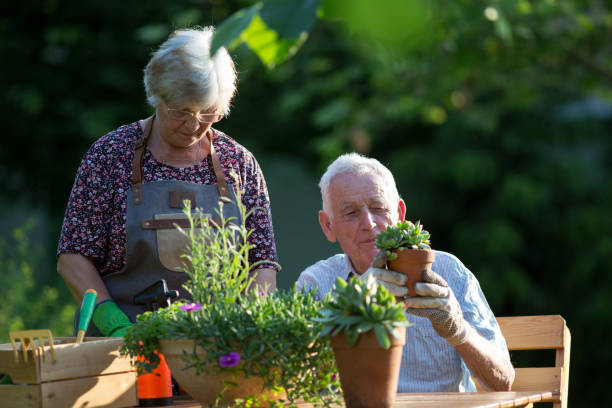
[179,303,202,312]
[219,352,241,368]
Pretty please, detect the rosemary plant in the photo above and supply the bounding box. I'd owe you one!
[121,186,341,407]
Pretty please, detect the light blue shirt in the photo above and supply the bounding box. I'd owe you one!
[296,251,510,392]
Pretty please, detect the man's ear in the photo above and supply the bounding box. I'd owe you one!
[318,210,337,243]
[397,199,406,222]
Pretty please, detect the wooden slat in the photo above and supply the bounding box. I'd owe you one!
[0,348,40,384]
[0,384,41,408]
[40,372,137,408]
[292,391,554,407]
[0,337,133,385]
[395,391,552,407]
[497,315,565,350]
[39,338,133,382]
[557,324,571,408]
[0,372,137,408]
[511,367,561,401]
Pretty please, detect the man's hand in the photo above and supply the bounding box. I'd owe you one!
[403,269,470,346]
[358,251,410,296]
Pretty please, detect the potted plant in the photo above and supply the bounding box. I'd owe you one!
[121,190,341,408]
[374,220,435,296]
[314,275,412,408]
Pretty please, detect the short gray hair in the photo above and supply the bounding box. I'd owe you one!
[319,153,400,215]
[143,27,237,115]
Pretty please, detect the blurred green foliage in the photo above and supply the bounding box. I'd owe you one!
[0,0,611,406]
[0,219,75,342]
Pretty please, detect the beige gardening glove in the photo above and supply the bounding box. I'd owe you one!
[358,251,410,297]
[403,269,471,347]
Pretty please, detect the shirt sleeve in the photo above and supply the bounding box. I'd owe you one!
[296,255,349,300]
[57,141,113,262]
[239,151,279,272]
[449,255,510,355]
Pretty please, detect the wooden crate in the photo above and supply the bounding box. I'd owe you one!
[0,337,137,408]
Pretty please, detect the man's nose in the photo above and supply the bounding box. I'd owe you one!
[360,209,377,229]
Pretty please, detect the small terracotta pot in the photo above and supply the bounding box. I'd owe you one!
[158,339,285,407]
[387,249,435,297]
[330,329,406,408]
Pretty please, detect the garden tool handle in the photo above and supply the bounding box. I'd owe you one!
[76,289,97,343]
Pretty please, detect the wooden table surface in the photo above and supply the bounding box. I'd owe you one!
[155,390,553,408]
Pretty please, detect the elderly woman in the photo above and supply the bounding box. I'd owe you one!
[57,27,278,337]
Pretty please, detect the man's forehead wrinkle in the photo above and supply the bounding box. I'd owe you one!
[338,201,359,211]
[328,172,390,209]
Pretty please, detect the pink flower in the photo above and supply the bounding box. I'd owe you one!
[219,352,241,368]
[179,303,202,312]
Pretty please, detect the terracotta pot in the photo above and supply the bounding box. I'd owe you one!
[158,339,285,407]
[330,328,406,408]
[387,248,435,296]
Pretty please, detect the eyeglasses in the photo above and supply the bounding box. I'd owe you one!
[166,108,224,123]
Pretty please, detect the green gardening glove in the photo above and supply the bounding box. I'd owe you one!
[92,300,132,337]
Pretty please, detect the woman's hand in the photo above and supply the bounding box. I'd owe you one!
[253,267,277,292]
[58,254,132,336]
[57,253,112,305]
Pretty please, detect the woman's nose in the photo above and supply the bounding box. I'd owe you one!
[184,116,201,131]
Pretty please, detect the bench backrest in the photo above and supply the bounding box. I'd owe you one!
[496,315,571,408]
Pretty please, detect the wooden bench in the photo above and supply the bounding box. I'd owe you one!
[482,315,571,408]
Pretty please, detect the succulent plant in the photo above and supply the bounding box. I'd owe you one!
[374,220,431,260]
[314,275,411,349]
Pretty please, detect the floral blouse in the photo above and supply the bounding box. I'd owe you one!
[58,121,278,276]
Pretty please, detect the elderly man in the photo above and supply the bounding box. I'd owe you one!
[297,153,514,392]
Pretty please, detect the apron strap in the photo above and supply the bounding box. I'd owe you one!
[131,116,154,205]
[131,116,231,205]
[208,132,232,203]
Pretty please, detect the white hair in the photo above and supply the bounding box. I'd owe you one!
[319,153,400,216]
[143,27,237,115]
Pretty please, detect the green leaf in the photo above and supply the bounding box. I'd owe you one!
[260,0,319,39]
[494,15,513,45]
[318,0,433,51]
[334,277,347,290]
[374,324,390,350]
[347,329,359,345]
[243,14,308,68]
[371,304,384,320]
[338,315,362,326]
[355,321,373,333]
[210,3,263,57]
[320,325,334,337]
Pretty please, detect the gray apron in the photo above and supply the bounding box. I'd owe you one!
[76,116,241,334]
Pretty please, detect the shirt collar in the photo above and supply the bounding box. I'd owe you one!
[342,255,358,282]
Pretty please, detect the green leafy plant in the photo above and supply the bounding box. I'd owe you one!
[314,275,412,349]
[121,187,341,407]
[0,218,75,343]
[374,220,431,260]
